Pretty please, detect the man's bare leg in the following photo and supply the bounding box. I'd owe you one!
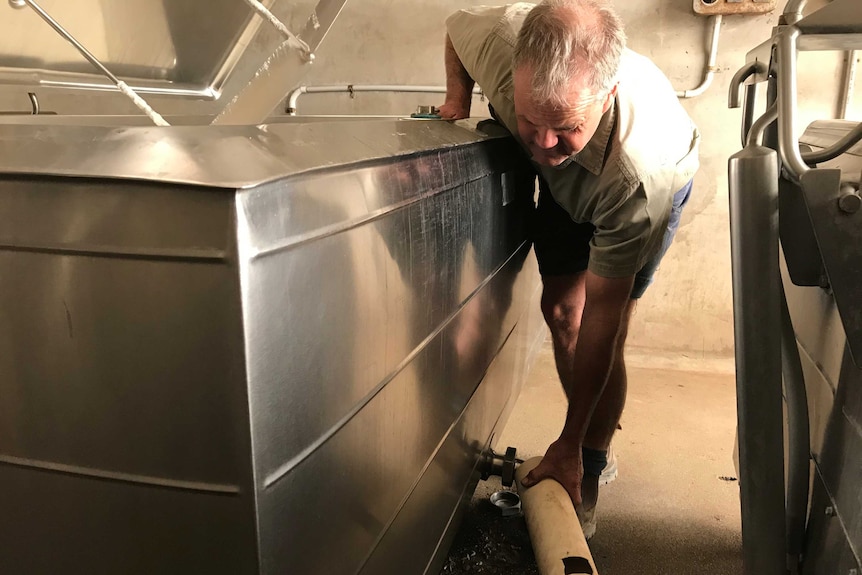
[579,301,637,535]
[541,275,635,526]
[540,273,588,403]
[541,274,635,440]
[583,300,636,450]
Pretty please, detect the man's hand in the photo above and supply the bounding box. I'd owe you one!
[520,438,584,507]
[441,34,474,120]
[437,101,470,120]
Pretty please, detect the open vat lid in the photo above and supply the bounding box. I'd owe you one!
[0,0,347,123]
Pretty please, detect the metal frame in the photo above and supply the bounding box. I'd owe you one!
[727,0,862,573]
[212,0,349,124]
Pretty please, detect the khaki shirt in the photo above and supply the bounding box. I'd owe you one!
[446,4,700,277]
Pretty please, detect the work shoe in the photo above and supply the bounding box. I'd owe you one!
[578,445,617,540]
[578,504,598,540]
[598,443,618,486]
[577,473,600,540]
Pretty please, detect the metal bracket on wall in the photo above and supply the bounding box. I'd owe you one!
[799,168,862,368]
[694,0,776,16]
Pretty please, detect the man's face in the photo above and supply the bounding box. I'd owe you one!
[513,66,615,167]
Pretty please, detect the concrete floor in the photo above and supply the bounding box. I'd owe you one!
[443,334,743,575]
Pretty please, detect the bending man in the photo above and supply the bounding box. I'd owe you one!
[441,0,699,538]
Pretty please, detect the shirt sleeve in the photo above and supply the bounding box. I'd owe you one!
[445,6,518,108]
[587,183,671,278]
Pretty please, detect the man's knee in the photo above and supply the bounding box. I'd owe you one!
[541,294,582,340]
[540,273,588,340]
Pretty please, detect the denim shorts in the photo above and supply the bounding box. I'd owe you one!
[533,179,693,299]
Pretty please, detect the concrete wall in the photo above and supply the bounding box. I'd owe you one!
[0,0,858,369]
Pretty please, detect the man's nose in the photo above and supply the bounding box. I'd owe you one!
[534,127,557,150]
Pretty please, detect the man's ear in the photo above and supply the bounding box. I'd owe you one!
[601,84,618,113]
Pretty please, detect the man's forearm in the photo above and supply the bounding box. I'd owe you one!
[557,272,633,445]
[557,307,621,444]
[444,35,475,109]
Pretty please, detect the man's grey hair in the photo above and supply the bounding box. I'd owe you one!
[513,0,626,107]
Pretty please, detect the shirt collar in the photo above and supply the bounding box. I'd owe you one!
[569,101,616,176]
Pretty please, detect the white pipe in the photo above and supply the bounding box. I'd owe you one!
[676,15,723,99]
[783,0,808,25]
[515,457,599,575]
[285,84,484,114]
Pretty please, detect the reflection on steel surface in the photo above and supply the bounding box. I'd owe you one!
[0,118,508,187]
[730,3,862,573]
[0,119,545,574]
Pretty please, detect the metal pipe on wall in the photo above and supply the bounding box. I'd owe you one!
[728,138,787,575]
[677,14,723,99]
[782,0,808,25]
[285,84,484,115]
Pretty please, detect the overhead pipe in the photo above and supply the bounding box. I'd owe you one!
[285,84,484,115]
[677,15,723,99]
